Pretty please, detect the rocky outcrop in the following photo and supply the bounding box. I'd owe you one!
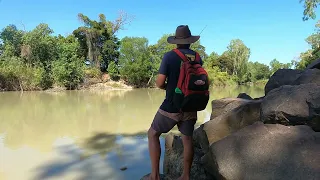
[201,122,320,180]
[264,69,303,95]
[162,133,213,180]
[162,64,320,180]
[261,84,320,132]
[306,58,320,69]
[291,68,320,85]
[163,99,262,179]
[210,98,252,119]
[205,99,262,145]
[264,68,320,95]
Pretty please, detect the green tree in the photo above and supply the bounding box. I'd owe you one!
[206,66,237,87]
[306,33,320,49]
[21,23,58,68]
[147,44,161,70]
[297,48,320,69]
[72,28,88,61]
[225,39,251,83]
[20,23,59,88]
[254,62,271,80]
[269,59,292,75]
[107,61,120,80]
[102,36,120,70]
[296,21,320,69]
[0,56,46,91]
[52,35,85,89]
[152,34,176,58]
[118,37,153,87]
[203,51,219,69]
[301,0,320,21]
[147,44,162,84]
[270,59,281,74]
[75,13,112,67]
[306,21,320,48]
[0,24,24,57]
[74,12,132,69]
[191,40,208,59]
[213,52,234,75]
[246,61,271,82]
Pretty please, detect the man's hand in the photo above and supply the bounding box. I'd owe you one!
[156,74,167,90]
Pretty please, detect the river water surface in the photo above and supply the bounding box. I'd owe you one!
[0,86,264,180]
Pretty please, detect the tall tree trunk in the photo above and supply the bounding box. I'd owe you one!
[86,31,94,63]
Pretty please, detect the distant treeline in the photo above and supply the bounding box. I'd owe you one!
[0,7,319,90]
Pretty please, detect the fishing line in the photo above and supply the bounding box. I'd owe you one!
[199,25,208,35]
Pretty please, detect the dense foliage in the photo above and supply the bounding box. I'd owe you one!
[293,21,320,69]
[0,1,319,90]
[301,0,320,21]
[0,12,131,90]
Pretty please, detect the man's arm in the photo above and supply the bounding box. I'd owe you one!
[156,74,167,90]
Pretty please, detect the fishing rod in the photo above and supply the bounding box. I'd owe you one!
[199,25,207,35]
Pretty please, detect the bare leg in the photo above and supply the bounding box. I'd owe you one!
[148,127,161,180]
[179,135,194,180]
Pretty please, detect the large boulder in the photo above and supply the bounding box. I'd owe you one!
[292,68,320,85]
[306,58,320,69]
[204,100,262,146]
[193,99,262,155]
[264,69,304,95]
[261,84,320,132]
[210,98,252,120]
[163,133,212,180]
[201,122,320,180]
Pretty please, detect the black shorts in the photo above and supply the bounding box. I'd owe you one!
[151,109,197,136]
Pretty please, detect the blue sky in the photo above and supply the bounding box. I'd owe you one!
[0,0,319,65]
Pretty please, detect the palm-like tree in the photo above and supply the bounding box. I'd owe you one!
[76,12,134,68]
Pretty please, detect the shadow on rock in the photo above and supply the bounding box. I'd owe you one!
[201,122,320,180]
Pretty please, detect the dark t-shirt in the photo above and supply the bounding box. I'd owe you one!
[158,48,203,113]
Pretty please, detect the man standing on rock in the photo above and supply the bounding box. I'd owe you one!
[146,25,204,180]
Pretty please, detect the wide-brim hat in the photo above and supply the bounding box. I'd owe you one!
[167,25,200,44]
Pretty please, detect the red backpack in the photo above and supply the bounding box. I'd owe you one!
[172,48,210,112]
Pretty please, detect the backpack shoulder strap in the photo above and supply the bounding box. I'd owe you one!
[173,49,201,63]
[172,49,188,62]
[195,52,201,62]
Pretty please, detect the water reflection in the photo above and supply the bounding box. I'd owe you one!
[0,86,264,180]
